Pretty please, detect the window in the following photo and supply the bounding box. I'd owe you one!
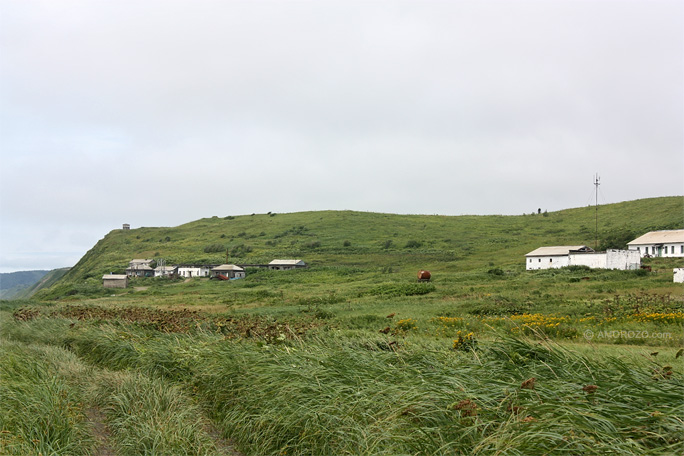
[681,245,683,254]
[538,259,541,262]
[645,247,649,255]
[550,258,553,262]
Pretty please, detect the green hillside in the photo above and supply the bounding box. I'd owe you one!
[52,196,682,287]
[5,196,683,456]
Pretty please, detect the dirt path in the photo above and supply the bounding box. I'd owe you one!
[204,421,244,456]
[85,407,116,456]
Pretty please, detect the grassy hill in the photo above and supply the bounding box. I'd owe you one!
[4,196,683,456]
[43,196,682,295]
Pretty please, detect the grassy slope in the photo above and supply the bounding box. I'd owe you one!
[3,196,684,455]
[47,196,684,287]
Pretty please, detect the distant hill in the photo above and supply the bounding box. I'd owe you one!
[35,196,683,300]
[0,270,49,299]
[1,268,70,300]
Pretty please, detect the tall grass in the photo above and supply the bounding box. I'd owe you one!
[0,317,234,455]
[0,340,95,455]
[2,313,681,455]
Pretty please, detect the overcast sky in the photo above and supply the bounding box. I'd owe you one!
[0,0,682,273]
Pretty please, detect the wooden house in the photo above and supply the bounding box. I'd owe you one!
[103,274,128,288]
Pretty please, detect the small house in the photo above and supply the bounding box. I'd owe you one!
[103,274,128,289]
[268,259,307,270]
[126,259,155,277]
[627,230,684,258]
[154,265,178,278]
[177,265,214,278]
[211,264,246,279]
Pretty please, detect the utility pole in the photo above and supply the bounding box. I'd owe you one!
[594,174,600,250]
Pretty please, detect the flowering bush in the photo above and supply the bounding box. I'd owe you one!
[452,331,477,351]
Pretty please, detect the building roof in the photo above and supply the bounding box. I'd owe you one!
[627,230,684,245]
[102,274,127,280]
[525,246,592,257]
[154,266,177,271]
[269,259,305,265]
[212,264,244,271]
[126,265,154,271]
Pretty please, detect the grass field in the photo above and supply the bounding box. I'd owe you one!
[1,197,682,455]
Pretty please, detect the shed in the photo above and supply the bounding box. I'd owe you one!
[103,274,128,289]
[268,259,307,270]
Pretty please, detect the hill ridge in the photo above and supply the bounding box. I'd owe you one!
[37,196,682,299]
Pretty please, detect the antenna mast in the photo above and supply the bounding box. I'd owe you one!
[594,173,600,250]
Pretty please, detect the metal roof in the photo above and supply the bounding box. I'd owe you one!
[525,246,590,257]
[212,264,244,271]
[627,230,684,245]
[102,274,127,279]
[269,259,305,265]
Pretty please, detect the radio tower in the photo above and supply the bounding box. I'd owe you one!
[594,174,600,250]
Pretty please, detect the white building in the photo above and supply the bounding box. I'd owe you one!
[627,230,684,258]
[525,246,593,270]
[569,249,641,270]
[268,259,307,270]
[177,265,214,278]
[525,246,640,270]
[154,266,178,277]
[674,268,684,283]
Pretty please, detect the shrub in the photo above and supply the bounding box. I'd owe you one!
[362,283,435,298]
[405,240,422,249]
[229,244,253,257]
[203,244,225,253]
[452,331,477,351]
[487,268,504,276]
[394,318,418,332]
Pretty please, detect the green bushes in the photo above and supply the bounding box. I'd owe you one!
[203,243,225,253]
[361,282,435,298]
